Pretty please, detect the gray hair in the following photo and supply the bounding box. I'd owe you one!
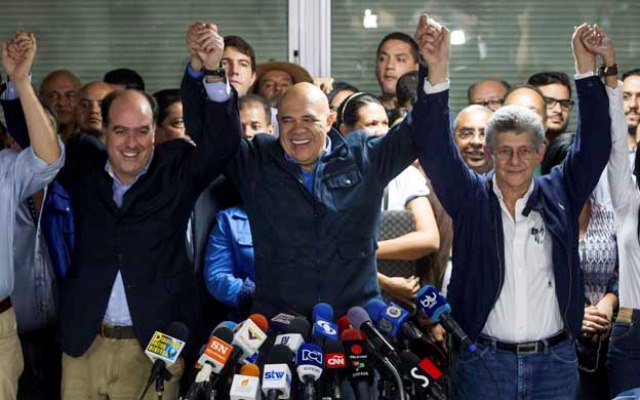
[485,105,545,152]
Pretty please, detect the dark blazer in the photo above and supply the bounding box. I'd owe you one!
[57,95,240,356]
[181,72,419,318]
[412,69,611,342]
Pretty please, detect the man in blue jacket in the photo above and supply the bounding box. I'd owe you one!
[182,22,420,319]
[412,16,615,399]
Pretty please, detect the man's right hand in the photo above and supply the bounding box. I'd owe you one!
[195,23,225,71]
[186,22,205,71]
[414,14,450,85]
[2,31,36,83]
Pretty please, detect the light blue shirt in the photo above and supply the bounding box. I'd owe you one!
[0,143,64,300]
[102,158,151,326]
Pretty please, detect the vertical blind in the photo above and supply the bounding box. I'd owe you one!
[332,0,640,129]
[0,0,288,93]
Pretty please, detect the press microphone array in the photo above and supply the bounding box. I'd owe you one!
[176,288,469,399]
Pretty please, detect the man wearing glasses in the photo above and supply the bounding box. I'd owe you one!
[413,16,615,399]
[467,78,511,112]
[528,71,575,143]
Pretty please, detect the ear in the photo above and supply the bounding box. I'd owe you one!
[326,111,337,128]
[535,142,547,162]
[248,72,257,88]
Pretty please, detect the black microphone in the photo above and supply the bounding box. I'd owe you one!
[341,328,373,400]
[397,351,447,400]
[140,322,189,400]
[347,306,399,362]
[321,339,346,400]
[416,285,476,353]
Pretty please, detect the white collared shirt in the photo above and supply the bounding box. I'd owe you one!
[481,177,564,342]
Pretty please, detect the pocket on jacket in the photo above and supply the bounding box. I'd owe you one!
[236,233,253,247]
[326,169,361,190]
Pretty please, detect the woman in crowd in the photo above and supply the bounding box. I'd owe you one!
[541,132,618,400]
[336,92,440,307]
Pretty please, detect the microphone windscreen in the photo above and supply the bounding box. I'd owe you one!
[240,363,261,377]
[285,317,311,340]
[364,299,387,322]
[347,307,371,331]
[337,315,351,335]
[397,351,421,375]
[312,303,334,321]
[211,326,234,343]
[268,344,295,364]
[214,320,237,333]
[165,321,189,342]
[249,314,269,332]
[340,328,365,342]
[323,339,344,353]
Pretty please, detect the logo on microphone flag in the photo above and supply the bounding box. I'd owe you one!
[144,331,185,365]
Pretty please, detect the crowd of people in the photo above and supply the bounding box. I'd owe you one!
[0,11,639,400]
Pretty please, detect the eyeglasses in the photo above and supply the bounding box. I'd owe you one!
[494,146,537,161]
[544,96,575,110]
[472,98,504,109]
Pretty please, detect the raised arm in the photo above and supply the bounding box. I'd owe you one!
[410,15,483,218]
[3,32,60,164]
[561,24,613,207]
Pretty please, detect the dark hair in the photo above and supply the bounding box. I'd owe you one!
[540,132,575,174]
[466,78,511,103]
[103,68,145,91]
[527,71,572,98]
[396,71,419,108]
[224,35,257,72]
[239,94,272,125]
[376,32,419,64]
[327,81,360,107]
[152,89,181,126]
[101,89,158,128]
[336,92,383,128]
[623,68,640,82]
[0,119,8,149]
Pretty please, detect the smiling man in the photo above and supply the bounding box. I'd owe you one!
[453,105,493,173]
[528,71,574,143]
[622,69,640,150]
[182,23,421,320]
[412,16,615,399]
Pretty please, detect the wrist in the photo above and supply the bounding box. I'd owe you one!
[189,57,203,72]
[12,77,31,88]
[427,65,448,85]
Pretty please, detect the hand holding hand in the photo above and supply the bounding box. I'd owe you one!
[196,23,225,71]
[414,14,450,84]
[2,32,36,83]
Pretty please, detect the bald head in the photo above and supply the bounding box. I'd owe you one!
[504,86,547,123]
[454,105,493,173]
[77,81,116,136]
[277,82,335,172]
[39,69,81,131]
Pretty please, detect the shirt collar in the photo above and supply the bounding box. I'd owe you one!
[104,150,154,187]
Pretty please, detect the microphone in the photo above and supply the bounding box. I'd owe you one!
[312,303,339,344]
[296,343,324,400]
[229,364,261,400]
[321,339,346,400]
[365,299,431,345]
[196,326,235,375]
[140,322,188,400]
[275,317,311,355]
[416,285,476,353]
[262,344,295,400]
[347,306,398,362]
[340,329,373,400]
[337,315,351,336]
[397,351,447,400]
[233,313,269,360]
[270,312,298,333]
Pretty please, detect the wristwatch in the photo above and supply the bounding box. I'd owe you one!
[203,66,226,80]
[598,64,618,78]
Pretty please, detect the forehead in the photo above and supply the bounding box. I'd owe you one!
[81,83,113,100]
[240,102,269,122]
[456,109,491,129]
[505,88,545,111]
[537,83,570,99]
[493,130,538,147]
[379,39,413,56]
[108,93,154,126]
[623,76,640,92]
[223,46,252,62]
[471,80,507,99]
[42,74,79,93]
[356,102,387,119]
[261,70,293,83]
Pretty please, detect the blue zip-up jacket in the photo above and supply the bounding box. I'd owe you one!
[411,69,611,342]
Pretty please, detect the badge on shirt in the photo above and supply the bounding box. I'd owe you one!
[530,226,546,245]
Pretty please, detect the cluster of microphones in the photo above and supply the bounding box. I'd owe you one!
[140,285,475,399]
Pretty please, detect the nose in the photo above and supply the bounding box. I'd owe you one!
[550,102,563,113]
[470,132,483,146]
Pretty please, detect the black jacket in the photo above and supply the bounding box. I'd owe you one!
[57,96,240,356]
